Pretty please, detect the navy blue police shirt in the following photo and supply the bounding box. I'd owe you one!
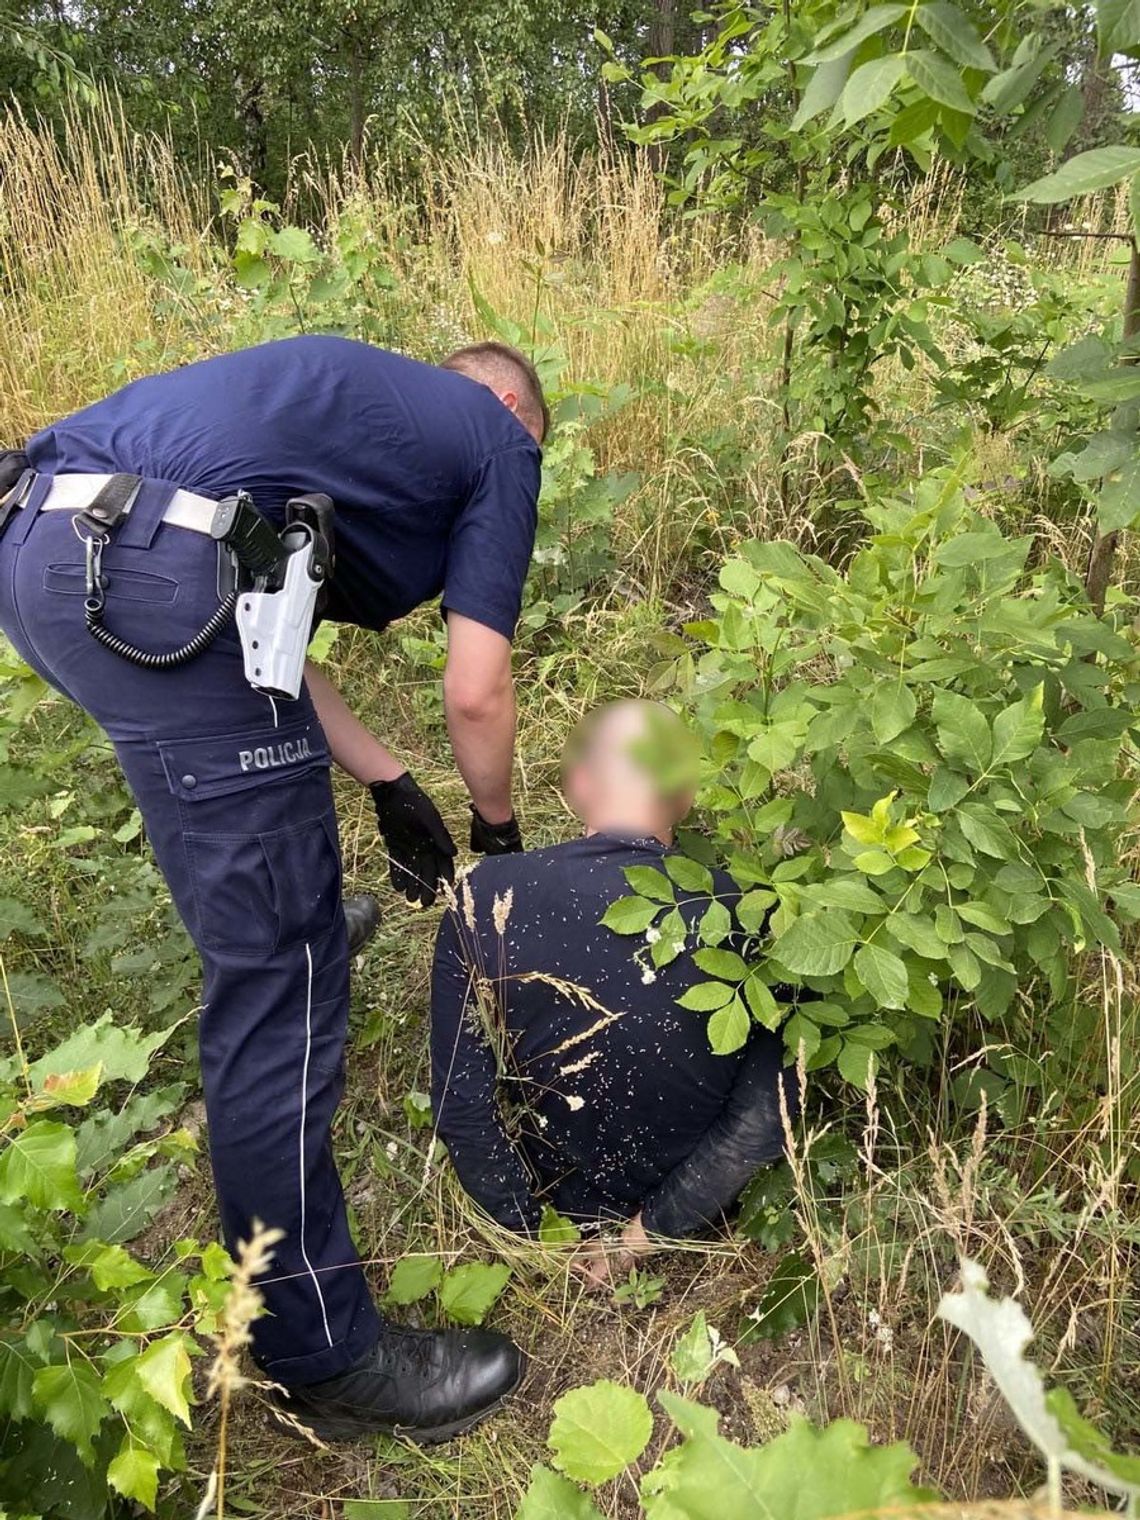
[26,335,542,641]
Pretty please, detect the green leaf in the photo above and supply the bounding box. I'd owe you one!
[74,1243,153,1291]
[870,683,916,744]
[600,897,660,935]
[32,1361,109,1463]
[838,1041,880,1089]
[792,52,856,130]
[676,981,735,1012]
[991,686,1045,766]
[887,914,947,961]
[699,899,733,946]
[269,225,319,262]
[383,1254,443,1306]
[958,903,1012,936]
[29,1013,172,1090]
[664,855,714,894]
[623,866,675,903]
[708,996,751,1055]
[692,947,747,980]
[736,889,777,933]
[654,1393,936,1516]
[1045,84,1085,154]
[744,975,783,1031]
[915,3,995,70]
[932,690,991,773]
[743,1253,820,1343]
[1097,454,1140,533]
[1097,0,1140,57]
[1016,147,1140,204]
[905,48,976,113]
[107,1439,159,1510]
[772,912,858,976]
[928,766,970,813]
[806,5,908,63]
[0,1337,39,1420]
[134,1333,194,1427]
[841,55,908,126]
[81,1164,177,1244]
[539,1205,581,1246]
[439,1262,511,1326]
[0,1120,82,1212]
[516,1465,604,1520]
[854,944,909,1010]
[803,878,883,913]
[548,1379,653,1484]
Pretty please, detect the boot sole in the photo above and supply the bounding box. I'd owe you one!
[271,1357,526,1446]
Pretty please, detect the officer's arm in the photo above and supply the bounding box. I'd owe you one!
[305,660,404,784]
[443,614,516,824]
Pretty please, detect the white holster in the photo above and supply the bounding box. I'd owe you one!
[235,525,324,700]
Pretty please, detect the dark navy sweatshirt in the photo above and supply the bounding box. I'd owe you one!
[429,832,790,1237]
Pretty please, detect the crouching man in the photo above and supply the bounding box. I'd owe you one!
[429,700,797,1273]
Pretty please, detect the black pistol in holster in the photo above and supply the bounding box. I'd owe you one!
[210,490,335,701]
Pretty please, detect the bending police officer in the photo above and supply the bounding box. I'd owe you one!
[0,335,546,1442]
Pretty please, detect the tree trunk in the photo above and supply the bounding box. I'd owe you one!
[1085,239,1140,614]
[645,0,676,172]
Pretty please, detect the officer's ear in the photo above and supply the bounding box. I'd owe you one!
[498,387,520,416]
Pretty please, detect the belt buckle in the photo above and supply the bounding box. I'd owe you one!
[0,469,34,535]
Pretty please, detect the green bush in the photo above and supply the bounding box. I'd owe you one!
[616,467,1139,1093]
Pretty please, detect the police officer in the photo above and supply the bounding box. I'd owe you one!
[0,334,546,1442]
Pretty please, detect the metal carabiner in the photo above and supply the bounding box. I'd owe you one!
[73,516,107,611]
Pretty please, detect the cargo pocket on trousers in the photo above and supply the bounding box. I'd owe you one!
[158,720,341,957]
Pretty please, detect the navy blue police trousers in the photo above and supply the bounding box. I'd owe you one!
[0,478,380,1385]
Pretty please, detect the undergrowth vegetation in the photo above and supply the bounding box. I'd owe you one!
[2,3,1140,1512]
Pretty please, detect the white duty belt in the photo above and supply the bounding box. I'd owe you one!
[29,473,217,535]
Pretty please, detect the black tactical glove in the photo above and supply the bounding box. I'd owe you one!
[470,805,524,855]
[370,773,457,908]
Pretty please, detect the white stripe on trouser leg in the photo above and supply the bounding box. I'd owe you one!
[299,941,335,1348]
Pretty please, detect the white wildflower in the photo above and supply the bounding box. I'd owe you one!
[645,926,662,944]
[485,230,504,245]
[385,1140,398,1161]
[564,1094,585,1111]
[641,967,657,985]
[492,888,513,937]
[671,941,685,958]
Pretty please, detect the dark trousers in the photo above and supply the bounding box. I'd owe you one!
[0,478,379,1385]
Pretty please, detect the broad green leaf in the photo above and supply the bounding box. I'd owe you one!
[744,975,783,1030]
[0,1120,82,1212]
[119,1274,187,1334]
[927,766,970,813]
[0,1337,38,1420]
[841,55,907,127]
[29,1013,172,1089]
[517,1465,604,1520]
[708,996,750,1055]
[932,690,991,773]
[990,686,1045,765]
[32,1361,109,1463]
[108,1439,160,1510]
[1097,455,1140,533]
[853,944,908,1009]
[1016,146,1140,204]
[623,866,675,903]
[887,914,947,961]
[675,981,735,1012]
[35,1065,102,1110]
[905,48,976,113]
[837,1041,880,1089]
[439,1262,511,1325]
[803,878,884,913]
[670,1312,737,1386]
[269,225,320,262]
[81,1163,177,1244]
[653,1393,935,1516]
[383,1254,443,1306]
[67,1242,152,1291]
[736,889,777,933]
[933,530,1015,566]
[958,903,1012,936]
[772,912,858,976]
[1096,0,1140,57]
[1045,84,1085,154]
[870,683,916,745]
[134,1333,194,1427]
[693,948,748,980]
[549,1380,653,1484]
[699,898,733,946]
[915,3,994,69]
[792,51,855,130]
[742,1253,820,1343]
[600,897,660,935]
[806,4,907,63]
[665,855,714,894]
[747,721,801,773]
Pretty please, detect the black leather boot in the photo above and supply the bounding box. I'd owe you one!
[271,1325,525,1443]
[344,892,381,957]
